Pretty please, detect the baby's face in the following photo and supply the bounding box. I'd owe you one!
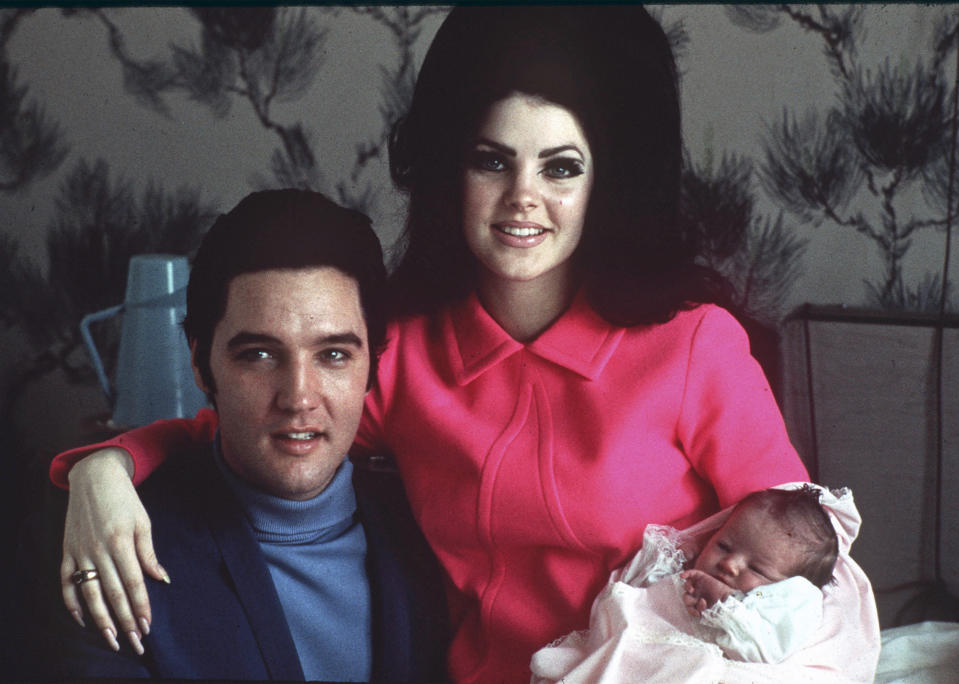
[693,503,805,594]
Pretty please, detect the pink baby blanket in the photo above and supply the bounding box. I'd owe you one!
[529,483,881,683]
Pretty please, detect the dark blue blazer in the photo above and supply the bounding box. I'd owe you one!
[47,444,448,681]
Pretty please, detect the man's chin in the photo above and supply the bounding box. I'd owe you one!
[268,459,344,501]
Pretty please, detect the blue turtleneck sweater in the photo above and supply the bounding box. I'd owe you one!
[214,446,372,682]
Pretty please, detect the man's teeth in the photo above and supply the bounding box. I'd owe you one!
[284,432,318,440]
[499,225,545,237]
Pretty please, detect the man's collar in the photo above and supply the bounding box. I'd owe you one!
[212,434,357,541]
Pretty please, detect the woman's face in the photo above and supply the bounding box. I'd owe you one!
[462,93,594,290]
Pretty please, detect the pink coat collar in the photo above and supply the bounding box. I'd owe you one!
[445,291,626,385]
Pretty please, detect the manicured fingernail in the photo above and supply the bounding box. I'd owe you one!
[159,567,171,584]
[103,627,120,652]
[139,617,150,636]
[71,609,85,628]
[128,630,144,656]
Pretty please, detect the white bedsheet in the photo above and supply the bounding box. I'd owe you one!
[874,621,959,684]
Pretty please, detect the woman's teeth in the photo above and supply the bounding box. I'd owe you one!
[498,225,545,237]
[284,432,318,440]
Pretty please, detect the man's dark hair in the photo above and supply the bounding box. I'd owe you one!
[183,189,387,400]
[387,5,729,325]
[737,485,840,588]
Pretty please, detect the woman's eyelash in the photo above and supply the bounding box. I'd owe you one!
[469,150,506,171]
[468,150,585,178]
[544,157,585,178]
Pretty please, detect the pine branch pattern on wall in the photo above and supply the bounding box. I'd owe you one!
[729,4,959,311]
[1,5,955,457]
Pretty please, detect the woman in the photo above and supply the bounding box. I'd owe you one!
[50,7,858,683]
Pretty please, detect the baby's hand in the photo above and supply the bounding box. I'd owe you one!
[680,569,735,617]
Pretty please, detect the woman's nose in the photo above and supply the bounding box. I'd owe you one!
[276,360,320,412]
[505,170,538,211]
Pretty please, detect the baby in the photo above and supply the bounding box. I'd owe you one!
[680,484,839,654]
[530,483,847,683]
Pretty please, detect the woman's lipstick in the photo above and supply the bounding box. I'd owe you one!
[492,221,549,248]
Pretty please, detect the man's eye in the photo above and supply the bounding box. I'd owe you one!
[469,150,507,172]
[238,349,272,362]
[321,349,351,364]
[544,158,585,179]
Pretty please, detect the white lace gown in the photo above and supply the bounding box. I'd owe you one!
[529,483,881,684]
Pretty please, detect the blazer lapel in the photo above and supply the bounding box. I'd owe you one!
[198,457,305,682]
[353,464,451,682]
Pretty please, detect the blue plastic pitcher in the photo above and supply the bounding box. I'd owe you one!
[80,254,208,428]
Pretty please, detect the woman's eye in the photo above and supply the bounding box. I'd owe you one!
[469,150,507,172]
[717,541,731,552]
[544,157,585,179]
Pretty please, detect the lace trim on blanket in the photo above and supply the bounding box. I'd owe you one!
[546,628,589,650]
[699,593,744,627]
[645,525,687,562]
[635,524,689,584]
[625,623,725,658]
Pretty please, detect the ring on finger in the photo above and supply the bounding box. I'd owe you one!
[71,569,100,585]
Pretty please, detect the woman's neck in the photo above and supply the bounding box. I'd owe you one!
[476,267,579,343]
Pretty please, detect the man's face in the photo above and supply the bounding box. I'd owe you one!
[193,267,370,500]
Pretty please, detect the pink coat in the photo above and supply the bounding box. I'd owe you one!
[354,294,808,683]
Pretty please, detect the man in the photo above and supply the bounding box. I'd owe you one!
[40,190,447,681]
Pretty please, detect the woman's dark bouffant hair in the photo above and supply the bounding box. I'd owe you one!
[387,5,730,326]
